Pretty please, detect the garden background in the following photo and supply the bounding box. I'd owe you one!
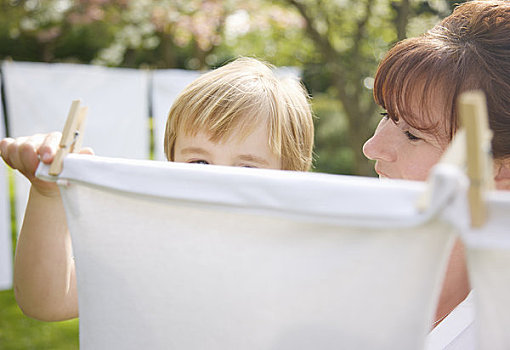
[0,0,465,348]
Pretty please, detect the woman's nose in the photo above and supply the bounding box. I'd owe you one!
[362,121,397,162]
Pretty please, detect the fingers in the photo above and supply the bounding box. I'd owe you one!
[1,136,29,170]
[0,133,61,179]
[37,132,62,164]
[79,147,94,156]
[0,137,14,167]
[17,136,45,177]
[1,132,94,198]
[1,134,42,179]
[1,132,94,174]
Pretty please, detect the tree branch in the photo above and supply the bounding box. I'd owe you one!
[396,0,410,41]
[352,0,375,57]
[285,0,337,62]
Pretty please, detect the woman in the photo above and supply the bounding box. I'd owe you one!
[363,1,510,348]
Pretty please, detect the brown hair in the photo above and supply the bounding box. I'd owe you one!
[374,0,510,158]
[164,57,314,171]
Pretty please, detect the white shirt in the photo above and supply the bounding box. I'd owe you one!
[425,291,476,350]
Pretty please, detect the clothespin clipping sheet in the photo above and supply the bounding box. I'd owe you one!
[458,90,493,227]
[457,93,510,350]
[49,100,88,176]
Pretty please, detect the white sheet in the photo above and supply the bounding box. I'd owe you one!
[2,61,150,232]
[151,69,202,161]
[37,155,463,350]
[461,191,510,350]
[425,291,476,350]
[0,74,13,290]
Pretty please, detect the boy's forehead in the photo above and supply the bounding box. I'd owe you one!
[179,113,268,142]
[175,122,275,157]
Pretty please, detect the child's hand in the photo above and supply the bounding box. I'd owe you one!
[0,132,94,197]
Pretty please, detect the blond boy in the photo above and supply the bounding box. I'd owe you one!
[0,57,313,321]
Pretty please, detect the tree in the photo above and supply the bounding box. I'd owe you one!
[0,0,461,175]
[280,0,458,175]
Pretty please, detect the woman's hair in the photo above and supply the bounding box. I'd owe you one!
[374,0,510,158]
[164,57,314,171]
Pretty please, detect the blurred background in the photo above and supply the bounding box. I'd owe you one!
[0,0,465,348]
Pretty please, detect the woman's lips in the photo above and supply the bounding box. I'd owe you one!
[374,165,390,178]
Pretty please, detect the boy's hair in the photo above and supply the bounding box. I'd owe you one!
[374,0,510,158]
[164,57,314,171]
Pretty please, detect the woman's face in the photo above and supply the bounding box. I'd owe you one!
[363,108,449,181]
[494,158,510,190]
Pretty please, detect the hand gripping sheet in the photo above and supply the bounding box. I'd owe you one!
[460,190,510,350]
[37,155,463,350]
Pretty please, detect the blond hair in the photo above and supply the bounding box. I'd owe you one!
[164,57,314,171]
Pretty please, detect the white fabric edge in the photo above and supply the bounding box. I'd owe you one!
[37,154,462,228]
[425,291,475,349]
[459,190,510,249]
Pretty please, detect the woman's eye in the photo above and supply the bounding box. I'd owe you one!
[381,112,398,125]
[404,131,421,141]
[189,160,209,165]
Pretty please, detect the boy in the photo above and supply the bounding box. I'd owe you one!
[0,57,314,321]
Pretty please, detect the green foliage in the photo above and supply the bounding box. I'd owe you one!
[217,4,317,66]
[0,290,79,350]
[312,94,352,174]
[52,23,116,63]
[311,93,376,176]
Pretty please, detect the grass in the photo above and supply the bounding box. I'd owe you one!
[0,170,79,349]
[0,289,79,350]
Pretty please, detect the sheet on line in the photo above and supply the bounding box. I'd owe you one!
[2,61,150,233]
[37,155,463,350]
[0,73,12,290]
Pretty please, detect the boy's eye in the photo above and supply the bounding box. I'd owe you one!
[189,160,209,165]
[380,112,389,120]
[404,131,421,141]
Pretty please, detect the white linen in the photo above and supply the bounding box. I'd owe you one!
[425,291,476,350]
[427,191,510,350]
[0,74,13,290]
[37,155,463,350]
[2,61,150,232]
[151,69,201,161]
[461,191,510,350]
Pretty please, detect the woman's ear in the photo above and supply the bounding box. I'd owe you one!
[494,158,510,190]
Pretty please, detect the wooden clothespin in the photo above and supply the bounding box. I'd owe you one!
[49,100,88,176]
[458,90,493,228]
